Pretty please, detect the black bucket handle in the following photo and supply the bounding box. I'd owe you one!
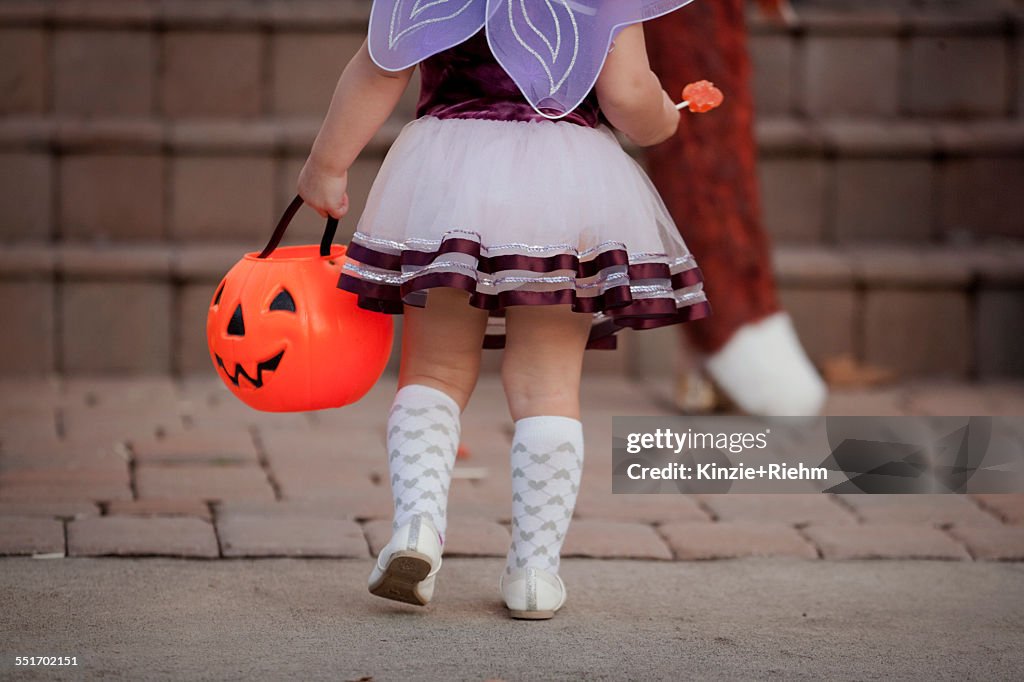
[258,195,339,259]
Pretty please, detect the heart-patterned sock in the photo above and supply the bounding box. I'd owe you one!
[386,384,460,544]
[506,415,584,576]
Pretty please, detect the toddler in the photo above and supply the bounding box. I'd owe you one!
[299,0,709,619]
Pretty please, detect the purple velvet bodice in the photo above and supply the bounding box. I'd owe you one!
[416,30,601,128]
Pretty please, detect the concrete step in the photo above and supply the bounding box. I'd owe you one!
[1,116,1021,247]
[1,241,1021,379]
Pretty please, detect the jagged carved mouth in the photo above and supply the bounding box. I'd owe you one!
[215,350,285,389]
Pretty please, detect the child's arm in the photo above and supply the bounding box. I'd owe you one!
[299,41,415,218]
[595,25,680,147]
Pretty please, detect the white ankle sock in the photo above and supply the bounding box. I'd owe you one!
[386,384,460,543]
[506,415,584,575]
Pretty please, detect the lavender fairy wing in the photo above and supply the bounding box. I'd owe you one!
[368,0,488,71]
[485,0,696,119]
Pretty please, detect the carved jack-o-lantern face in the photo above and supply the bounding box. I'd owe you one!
[206,245,393,412]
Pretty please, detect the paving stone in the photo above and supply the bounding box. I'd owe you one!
[61,281,173,373]
[0,152,52,240]
[750,34,794,115]
[161,31,263,117]
[946,525,1024,560]
[903,381,1024,417]
[807,523,970,561]
[216,499,370,520]
[136,464,275,503]
[698,495,856,526]
[170,156,276,242]
[778,288,857,367]
[218,515,368,558]
[0,281,55,375]
[804,36,899,116]
[971,494,1024,524]
[68,517,219,557]
[106,499,212,520]
[0,28,47,114]
[0,501,98,519]
[446,481,508,522]
[442,518,511,557]
[0,436,128,471]
[59,409,173,444]
[54,29,154,116]
[0,481,132,503]
[0,516,65,555]
[976,290,1024,378]
[823,388,909,417]
[758,158,828,243]
[0,465,130,489]
[63,376,180,408]
[561,520,673,560]
[863,290,971,378]
[273,462,382,501]
[130,429,258,463]
[59,154,165,240]
[939,158,1024,240]
[276,482,393,520]
[833,160,934,243]
[659,521,818,560]
[836,495,1000,527]
[363,518,510,557]
[573,487,710,524]
[271,32,364,116]
[907,36,1009,117]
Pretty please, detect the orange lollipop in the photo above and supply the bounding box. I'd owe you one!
[677,80,725,113]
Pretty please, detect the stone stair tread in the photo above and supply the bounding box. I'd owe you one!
[2,241,1022,286]
[1,117,1021,157]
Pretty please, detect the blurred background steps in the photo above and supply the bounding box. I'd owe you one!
[2,241,1021,379]
[0,0,1022,378]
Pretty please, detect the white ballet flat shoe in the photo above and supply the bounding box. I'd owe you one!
[704,312,828,417]
[368,514,443,606]
[500,567,566,620]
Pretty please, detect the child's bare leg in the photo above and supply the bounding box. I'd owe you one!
[385,288,488,541]
[501,304,593,421]
[399,287,489,410]
[500,305,590,592]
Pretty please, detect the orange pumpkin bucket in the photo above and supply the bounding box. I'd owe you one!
[207,196,394,412]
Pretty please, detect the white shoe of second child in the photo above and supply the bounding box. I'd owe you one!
[368,514,443,606]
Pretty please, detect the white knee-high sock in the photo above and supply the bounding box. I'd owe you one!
[506,416,584,575]
[386,384,460,544]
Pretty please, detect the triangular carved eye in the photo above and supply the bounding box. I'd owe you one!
[213,282,224,306]
[270,289,296,312]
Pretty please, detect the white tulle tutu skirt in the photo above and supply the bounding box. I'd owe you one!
[338,115,710,349]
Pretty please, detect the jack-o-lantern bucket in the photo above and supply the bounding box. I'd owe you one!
[207,196,393,412]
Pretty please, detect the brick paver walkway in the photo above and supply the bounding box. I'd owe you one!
[1,375,1023,562]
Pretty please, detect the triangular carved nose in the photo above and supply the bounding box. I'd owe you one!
[227,304,245,336]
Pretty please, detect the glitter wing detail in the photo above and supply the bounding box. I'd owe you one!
[368,0,488,71]
[369,0,697,119]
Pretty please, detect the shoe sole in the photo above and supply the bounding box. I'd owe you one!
[508,609,556,620]
[368,550,433,606]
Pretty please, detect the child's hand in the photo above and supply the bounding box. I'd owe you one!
[297,158,350,219]
[655,89,679,142]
